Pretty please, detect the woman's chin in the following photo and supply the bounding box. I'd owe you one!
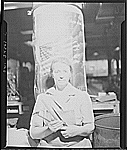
[58,81,66,85]
[57,82,68,90]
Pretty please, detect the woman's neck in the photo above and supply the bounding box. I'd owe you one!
[56,83,68,91]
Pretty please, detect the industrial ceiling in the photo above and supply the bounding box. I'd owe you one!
[3,2,125,62]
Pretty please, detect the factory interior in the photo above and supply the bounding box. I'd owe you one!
[2,2,126,148]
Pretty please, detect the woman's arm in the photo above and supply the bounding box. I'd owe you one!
[79,92,95,136]
[30,118,64,139]
[29,94,53,139]
[61,92,95,138]
[78,92,95,136]
[30,125,53,139]
[29,94,64,139]
[61,123,94,138]
[75,122,94,137]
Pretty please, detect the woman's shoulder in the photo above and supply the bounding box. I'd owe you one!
[71,86,90,102]
[37,91,50,99]
[36,89,55,104]
[37,87,55,97]
[71,85,89,96]
[45,87,55,95]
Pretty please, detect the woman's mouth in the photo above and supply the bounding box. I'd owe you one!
[58,80,65,83]
[58,80,64,82]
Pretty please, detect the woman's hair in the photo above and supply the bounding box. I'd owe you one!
[50,57,73,75]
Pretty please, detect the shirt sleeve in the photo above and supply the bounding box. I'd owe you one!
[80,92,94,124]
[30,94,45,127]
[30,93,56,128]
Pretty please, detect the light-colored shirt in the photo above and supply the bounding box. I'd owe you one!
[30,83,94,147]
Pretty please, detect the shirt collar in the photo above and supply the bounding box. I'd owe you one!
[46,83,76,96]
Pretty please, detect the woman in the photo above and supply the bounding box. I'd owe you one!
[29,57,94,148]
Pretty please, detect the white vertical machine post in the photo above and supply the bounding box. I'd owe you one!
[32,3,87,96]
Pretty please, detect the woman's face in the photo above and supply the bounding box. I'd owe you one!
[52,62,71,90]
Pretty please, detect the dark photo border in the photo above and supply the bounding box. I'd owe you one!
[1,0,126,149]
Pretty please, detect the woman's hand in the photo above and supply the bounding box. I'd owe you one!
[60,125,79,138]
[48,120,64,132]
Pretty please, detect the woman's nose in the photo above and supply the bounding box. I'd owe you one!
[60,76,63,79]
